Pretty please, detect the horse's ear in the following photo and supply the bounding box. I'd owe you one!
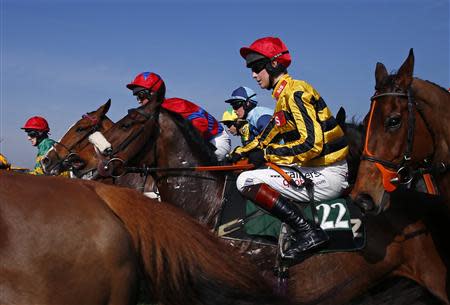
[335,107,346,129]
[396,48,414,89]
[375,62,388,90]
[98,99,112,116]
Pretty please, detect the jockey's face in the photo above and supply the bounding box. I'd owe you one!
[233,105,245,119]
[26,130,39,146]
[227,125,238,136]
[135,90,153,106]
[27,135,38,146]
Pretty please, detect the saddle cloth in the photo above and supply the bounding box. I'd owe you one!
[216,174,365,253]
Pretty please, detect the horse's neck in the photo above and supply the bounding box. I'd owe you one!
[154,113,225,228]
[414,79,450,163]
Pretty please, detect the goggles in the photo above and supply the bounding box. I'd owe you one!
[26,130,41,138]
[250,60,268,74]
[223,119,246,129]
[231,101,244,110]
[134,90,152,102]
[223,121,236,128]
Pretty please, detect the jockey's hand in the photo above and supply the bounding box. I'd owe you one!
[227,152,243,164]
[248,149,265,168]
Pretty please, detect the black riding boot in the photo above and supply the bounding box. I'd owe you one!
[241,184,328,259]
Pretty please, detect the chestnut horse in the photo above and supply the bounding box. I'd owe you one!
[351,49,450,215]
[0,171,289,305]
[42,99,158,195]
[53,98,449,304]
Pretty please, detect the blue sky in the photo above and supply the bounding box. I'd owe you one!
[1,0,448,167]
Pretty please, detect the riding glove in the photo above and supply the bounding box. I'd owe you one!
[248,149,266,168]
[227,152,244,164]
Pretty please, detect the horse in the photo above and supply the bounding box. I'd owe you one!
[350,48,450,215]
[0,170,290,305]
[59,98,449,304]
[41,99,158,196]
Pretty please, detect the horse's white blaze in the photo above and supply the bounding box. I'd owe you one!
[88,132,111,154]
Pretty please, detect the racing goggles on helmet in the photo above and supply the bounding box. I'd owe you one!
[249,59,269,74]
[26,130,41,138]
[230,101,244,110]
[134,89,153,102]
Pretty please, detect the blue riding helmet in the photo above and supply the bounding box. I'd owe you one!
[224,86,258,106]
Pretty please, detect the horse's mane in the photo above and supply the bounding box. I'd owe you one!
[94,184,288,305]
[423,80,449,94]
[162,109,219,165]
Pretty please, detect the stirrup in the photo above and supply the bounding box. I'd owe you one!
[278,223,298,260]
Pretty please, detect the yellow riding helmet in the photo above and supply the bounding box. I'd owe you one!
[220,108,238,123]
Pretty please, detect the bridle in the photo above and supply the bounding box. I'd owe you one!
[361,86,447,195]
[95,107,161,179]
[361,89,419,191]
[45,113,104,173]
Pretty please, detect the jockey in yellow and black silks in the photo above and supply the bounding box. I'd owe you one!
[228,37,349,260]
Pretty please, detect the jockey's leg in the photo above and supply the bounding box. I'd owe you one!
[235,162,348,258]
[238,182,328,258]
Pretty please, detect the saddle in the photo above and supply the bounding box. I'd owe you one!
[216,173,366,256]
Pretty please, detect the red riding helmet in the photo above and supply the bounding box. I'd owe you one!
[21,116,50,132]
[126,72,164,93]
[240,37,291,68]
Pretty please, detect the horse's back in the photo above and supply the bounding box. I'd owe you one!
[0,171,138,305]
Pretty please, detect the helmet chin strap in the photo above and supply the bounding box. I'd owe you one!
[265,61,284,89]
[36,133,48,145]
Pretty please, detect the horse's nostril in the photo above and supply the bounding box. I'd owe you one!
[354,193,375,212]
[41,157,49,166]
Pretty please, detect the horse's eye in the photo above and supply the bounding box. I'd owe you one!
[385,115,402,130]
[76,126,85,132]
[121,123,131,129]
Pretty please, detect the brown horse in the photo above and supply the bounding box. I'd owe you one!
[0,170,290,305]
[41,99,158,195]
[58,98,449,304]
[351,49,450,214]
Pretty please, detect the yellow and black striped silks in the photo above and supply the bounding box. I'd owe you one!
[234,74,348,166]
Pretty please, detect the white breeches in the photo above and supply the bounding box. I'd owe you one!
[236,160,349,203]
[210,130,231,161]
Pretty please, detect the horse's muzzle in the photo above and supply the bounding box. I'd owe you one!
[353,193,375,213]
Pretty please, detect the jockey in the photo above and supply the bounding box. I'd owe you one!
[221,108,251,145]
[21,116,57,175]
[229,37,349,259]
[224,86,273,143]
[127,72,231,161]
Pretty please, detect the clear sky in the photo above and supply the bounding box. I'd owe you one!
[1,0,448,168]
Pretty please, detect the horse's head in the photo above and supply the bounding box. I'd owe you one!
[351,49,435,213]
[74,98,162,179]
[41,99,113,175]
